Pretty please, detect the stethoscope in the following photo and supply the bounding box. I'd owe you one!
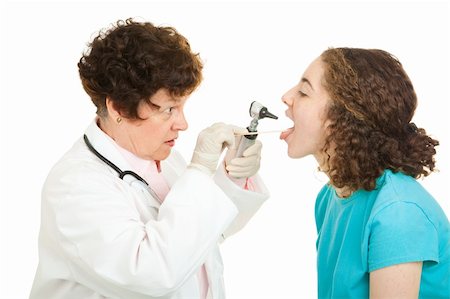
[83,134,162,202]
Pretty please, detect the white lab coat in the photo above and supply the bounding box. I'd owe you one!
[30,121,269,299]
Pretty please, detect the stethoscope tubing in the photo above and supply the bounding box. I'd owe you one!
[83,134,149,186]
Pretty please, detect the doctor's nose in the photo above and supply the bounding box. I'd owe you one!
[173,110,188,131]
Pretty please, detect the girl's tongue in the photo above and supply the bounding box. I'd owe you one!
[280,127,294,140]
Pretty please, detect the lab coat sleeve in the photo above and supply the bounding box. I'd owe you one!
[213,162,269,239]
[48,161,238,298]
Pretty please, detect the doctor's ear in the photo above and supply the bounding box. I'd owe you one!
[105,97,123,124]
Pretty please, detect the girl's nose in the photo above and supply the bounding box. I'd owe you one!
[282,92,293,106]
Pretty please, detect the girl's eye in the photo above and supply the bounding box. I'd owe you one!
[299,90,307,97]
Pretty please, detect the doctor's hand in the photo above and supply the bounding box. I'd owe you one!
[189,123,235,176]
[224,132,262,179]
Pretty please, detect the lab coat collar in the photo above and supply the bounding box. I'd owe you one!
[83,119,174,208]
[84,119,134,176]
[84,120,160,201]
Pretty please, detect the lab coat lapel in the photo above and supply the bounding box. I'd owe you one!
[204,247,225,299]
[160,151,186,188]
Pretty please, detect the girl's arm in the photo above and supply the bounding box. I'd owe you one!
[370,262,422,298]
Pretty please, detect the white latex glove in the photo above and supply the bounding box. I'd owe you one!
[225,133,262,178]
[189,123,235,175]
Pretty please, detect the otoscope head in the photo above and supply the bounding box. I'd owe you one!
[249,101,278,120]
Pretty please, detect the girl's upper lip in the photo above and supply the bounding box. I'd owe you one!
[285,110,293,121]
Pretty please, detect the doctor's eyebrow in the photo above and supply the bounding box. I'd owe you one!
[301,77,314,91]
[148,97,177,109]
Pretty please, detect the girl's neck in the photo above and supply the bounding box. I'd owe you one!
[314,154,353,199]
[335,186,353,199]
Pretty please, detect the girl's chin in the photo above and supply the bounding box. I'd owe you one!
[287,145,307,159]
[287,146,296,158]
[287,150,300,159]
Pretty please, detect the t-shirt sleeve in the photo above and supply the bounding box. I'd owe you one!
[315,184,331,234]
[368,201,439,272]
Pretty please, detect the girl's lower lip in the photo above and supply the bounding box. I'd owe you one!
[165,140,175,147]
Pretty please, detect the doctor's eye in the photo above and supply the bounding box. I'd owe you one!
[162,107,174,114]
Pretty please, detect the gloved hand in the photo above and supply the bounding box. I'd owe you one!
[189,123,235,175]
[224,132,262,179]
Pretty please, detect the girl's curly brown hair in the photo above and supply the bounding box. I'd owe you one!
[78,18,203,119]
[320,48,439,193]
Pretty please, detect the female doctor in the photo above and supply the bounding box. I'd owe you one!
[30,19,269,299]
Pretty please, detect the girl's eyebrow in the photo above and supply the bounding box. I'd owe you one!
[301,77,314,91]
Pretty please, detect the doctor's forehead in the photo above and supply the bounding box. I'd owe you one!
[149,89,187,104]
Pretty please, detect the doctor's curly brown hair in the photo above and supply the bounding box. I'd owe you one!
[78,18,203,119]
[320,48,439,193]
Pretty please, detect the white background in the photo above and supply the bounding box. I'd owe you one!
[1,1,449,298]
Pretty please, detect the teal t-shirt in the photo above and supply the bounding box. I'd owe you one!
[315,170,449,298]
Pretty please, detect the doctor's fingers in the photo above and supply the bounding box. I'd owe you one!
[227,170,254,179]
[210,123,236,148]
[226,155,261,171]
[226,152,261,178]
[230,125,248,135]
[242,140,262,156]
[199,123,235,150]
[226,162,261,178]
[225,125,247,150]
